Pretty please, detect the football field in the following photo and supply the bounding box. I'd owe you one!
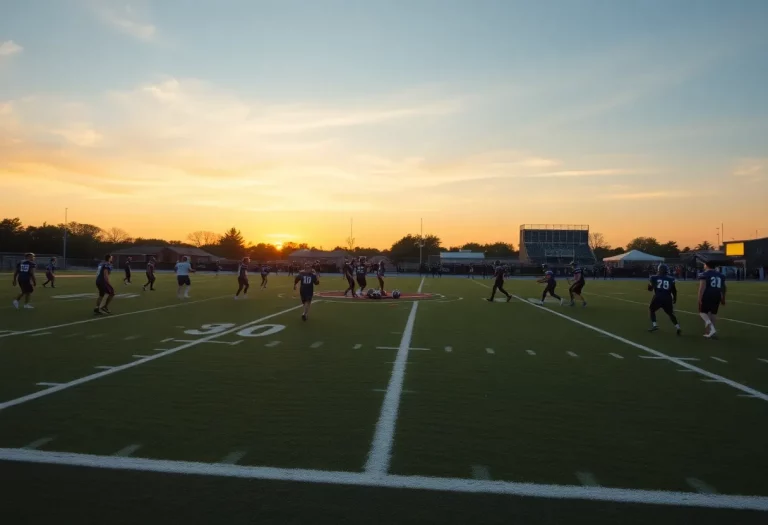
[1,272,768,524]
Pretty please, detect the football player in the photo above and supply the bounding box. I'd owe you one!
[342,259,356,297]
[94,254,115,315]
[487,264,512,302]
[294,263,320,321]
[123,256,132,285]
[260,263,270,289]
[376,260,387,296]
[537,270,563,306]
[355,257,368,297]
[12,253,37,309]
[648,264,681,335]
[175,256,195,299]
[568,262,587,307]
[143,257,156,291]
[42,257,57,288]
[698,261,726,338]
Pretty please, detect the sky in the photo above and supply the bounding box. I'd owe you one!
[1,0,767,251]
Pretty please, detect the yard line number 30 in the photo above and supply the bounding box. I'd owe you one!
[184,323,285,338]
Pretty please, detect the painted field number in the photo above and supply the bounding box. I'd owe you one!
[184,323,286,338]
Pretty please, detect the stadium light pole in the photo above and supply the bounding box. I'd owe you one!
[63,208,68,270]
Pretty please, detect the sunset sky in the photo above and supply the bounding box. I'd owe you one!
[1,0,767,250]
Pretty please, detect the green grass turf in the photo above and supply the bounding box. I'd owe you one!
[0,272,767,524]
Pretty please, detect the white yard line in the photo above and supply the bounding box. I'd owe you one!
[1,448,767,511]
[364,277,424,475]
[35,382,62,387]
[639,356,700,361]
[0,295,231,339]
[591,293,768,329]
[29,332,52,337]
[0,304,304,411]
[759,358,768,364]
[132,354,151,359]
[514,295,768,402]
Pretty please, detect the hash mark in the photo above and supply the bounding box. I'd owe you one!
[265,341,281,347]
[526,349,536,356]
[567,351,578,357]
[36,382,61,387]
[23,437,55,450]
[353,344,362,349]
[471,465,491,480]
[686,477,717,494]
[576,471,600,487]
[609,353,624,359]
[445,346,452,353]
[94,365,114,369]
[113,444,142,457]
[710,356,728,363]
[485,348,495,354]
[220,450,247,465]
[310,341,323,349]
[29,332,52,337]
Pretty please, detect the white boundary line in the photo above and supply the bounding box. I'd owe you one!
[1,448,767,511]
[364,277,424,475]
[0,295,231,339]
[590,293,768,329]
[513,296,768,402]
[0,304,304,411]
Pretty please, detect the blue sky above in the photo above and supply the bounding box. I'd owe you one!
[1,0,766,247]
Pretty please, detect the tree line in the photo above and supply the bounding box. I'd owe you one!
[0,217,714,263]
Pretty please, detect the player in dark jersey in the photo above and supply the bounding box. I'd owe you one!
[487,265,512,302]
[94,254,115,315]
[42,257,57,288]
[537,270,563,306]
[12,253,37,309]
[647,264,681,335]
[260,264,270,289]
[376,261,387,296]
[143,257,157,291]
[123,256,132,285]
[215,262,221,278]
[468,263,474,279]
[568,262,587,307]
[235,257,250,299]
[342,259,356,297]
[355,257,368,297]
[698,261,726,339]
[294,263,320,321]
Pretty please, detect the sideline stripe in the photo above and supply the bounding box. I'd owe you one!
[364,277,424,475]
[0,295,231,339]
[514,296,768,402]
[0,304,304,411]
[591,293,768,329]
[1,448,766,511]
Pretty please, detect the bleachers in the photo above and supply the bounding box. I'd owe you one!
[519,225,596,266]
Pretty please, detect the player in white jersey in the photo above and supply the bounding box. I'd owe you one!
[174,256,196,299]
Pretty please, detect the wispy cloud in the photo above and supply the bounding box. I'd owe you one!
[50,125,103,147]
[527,169,636,178]
[597,191,687,201]
[732,158,764,180]
[95,4,156,42]
[0,40,23,57]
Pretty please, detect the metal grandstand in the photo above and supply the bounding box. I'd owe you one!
[519,224,596,266]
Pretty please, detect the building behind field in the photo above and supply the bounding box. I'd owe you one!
[723,237,768,279]
[110,245,218,269]
[518,224,595,266]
